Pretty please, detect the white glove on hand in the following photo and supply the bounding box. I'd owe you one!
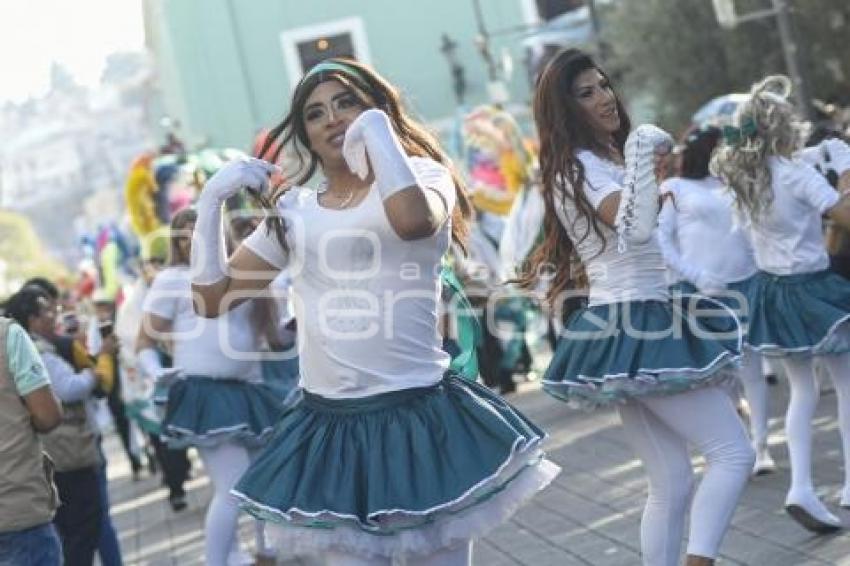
[616,124,674,251]
[139,348,184,403]
[200,157,280,204]
[192,157,280,285]
[137,347,164,380]
[342,109,418,199]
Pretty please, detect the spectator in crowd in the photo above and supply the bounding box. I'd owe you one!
[0,313,63,565]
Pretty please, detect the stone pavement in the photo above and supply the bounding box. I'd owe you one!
[105,376,850,565]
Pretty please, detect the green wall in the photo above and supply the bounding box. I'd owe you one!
[149,0,534,150]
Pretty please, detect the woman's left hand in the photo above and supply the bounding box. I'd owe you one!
[342,109,393,180]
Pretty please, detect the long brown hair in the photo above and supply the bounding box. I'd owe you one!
[167,207,197,266]
[517,48,631,305]
[257,57,472,253]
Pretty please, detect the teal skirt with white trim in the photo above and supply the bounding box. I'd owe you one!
[161,376,286,449]
[543,298,742,408]
[231,374,559,558]
[743,269,850,357]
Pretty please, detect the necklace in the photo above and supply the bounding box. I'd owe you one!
[324,188,355,208]
[318,181,356,209]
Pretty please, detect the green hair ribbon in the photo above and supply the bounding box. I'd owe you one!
[721,118,758,145]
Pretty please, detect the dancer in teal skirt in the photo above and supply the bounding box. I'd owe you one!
[187,58,559,565]
[713,75,850,533]
[518,48,754,566]
[136,208,284,565]
[657,126,776,476]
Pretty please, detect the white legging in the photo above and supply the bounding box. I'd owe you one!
[323,540,472,565]
[617,386,754,566]
[781,354,850,497]
[738,348,770,448]
[198,442,269,566]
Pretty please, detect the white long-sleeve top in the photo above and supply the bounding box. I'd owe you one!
[798,138,850,181]
[36,346,96,403]
[742,157,839,275]
[657,176,757,286]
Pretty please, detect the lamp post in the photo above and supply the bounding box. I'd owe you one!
[712,0,814,121]
[439,34,468,105]
[471,0,510,105]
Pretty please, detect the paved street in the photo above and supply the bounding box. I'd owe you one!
[106,376,850,565]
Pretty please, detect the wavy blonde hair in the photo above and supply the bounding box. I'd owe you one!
[711,75,809,220]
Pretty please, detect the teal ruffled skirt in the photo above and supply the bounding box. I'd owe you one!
[743,269,850,357]
[232,374,559,558]
[543,298,742,408]
[161,376,286,449]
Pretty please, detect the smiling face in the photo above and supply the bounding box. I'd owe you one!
[303,80,368,166]
[572,68,620,140]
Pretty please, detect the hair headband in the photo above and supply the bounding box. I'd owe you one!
[303,60,365,83]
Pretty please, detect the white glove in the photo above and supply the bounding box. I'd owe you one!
[616,124,674,251]
[138,348,184,403]
[137,347,165,380]
[201,157,280,203]
[342,109,418,199]
[191,157,280,285]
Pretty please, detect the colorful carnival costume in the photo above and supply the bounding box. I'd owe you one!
[657,172,776,474]
[461,105,542,391]
[124,153,162,246]
[543,125,753,565]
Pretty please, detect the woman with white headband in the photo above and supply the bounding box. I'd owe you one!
[187,58,559,565]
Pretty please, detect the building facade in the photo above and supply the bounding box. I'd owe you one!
[143,0,584,151]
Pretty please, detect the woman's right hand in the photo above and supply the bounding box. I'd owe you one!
[201,157,281,203]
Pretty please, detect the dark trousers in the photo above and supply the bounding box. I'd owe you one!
[477,323,515,394]
[149,435,190,499]
[53,467,102,566]
[107,392,141,474]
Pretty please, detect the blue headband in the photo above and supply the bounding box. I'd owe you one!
[303,61,365,83]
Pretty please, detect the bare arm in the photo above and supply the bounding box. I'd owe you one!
[136,312,173,353]
[382,187,449,240]
[839,171,850,193]
[22,385,62,432]
[191,243,281,318]
[827,194,850,231]
[596,192,621,228]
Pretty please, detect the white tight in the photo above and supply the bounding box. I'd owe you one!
[781,354,850,495]
[738,349,769,447]
[617,386,754,566]
[198,442,269,566]
[323,540,472,566]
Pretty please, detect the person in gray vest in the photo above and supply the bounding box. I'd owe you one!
[6,286,113,566]
[0,311,63,565]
